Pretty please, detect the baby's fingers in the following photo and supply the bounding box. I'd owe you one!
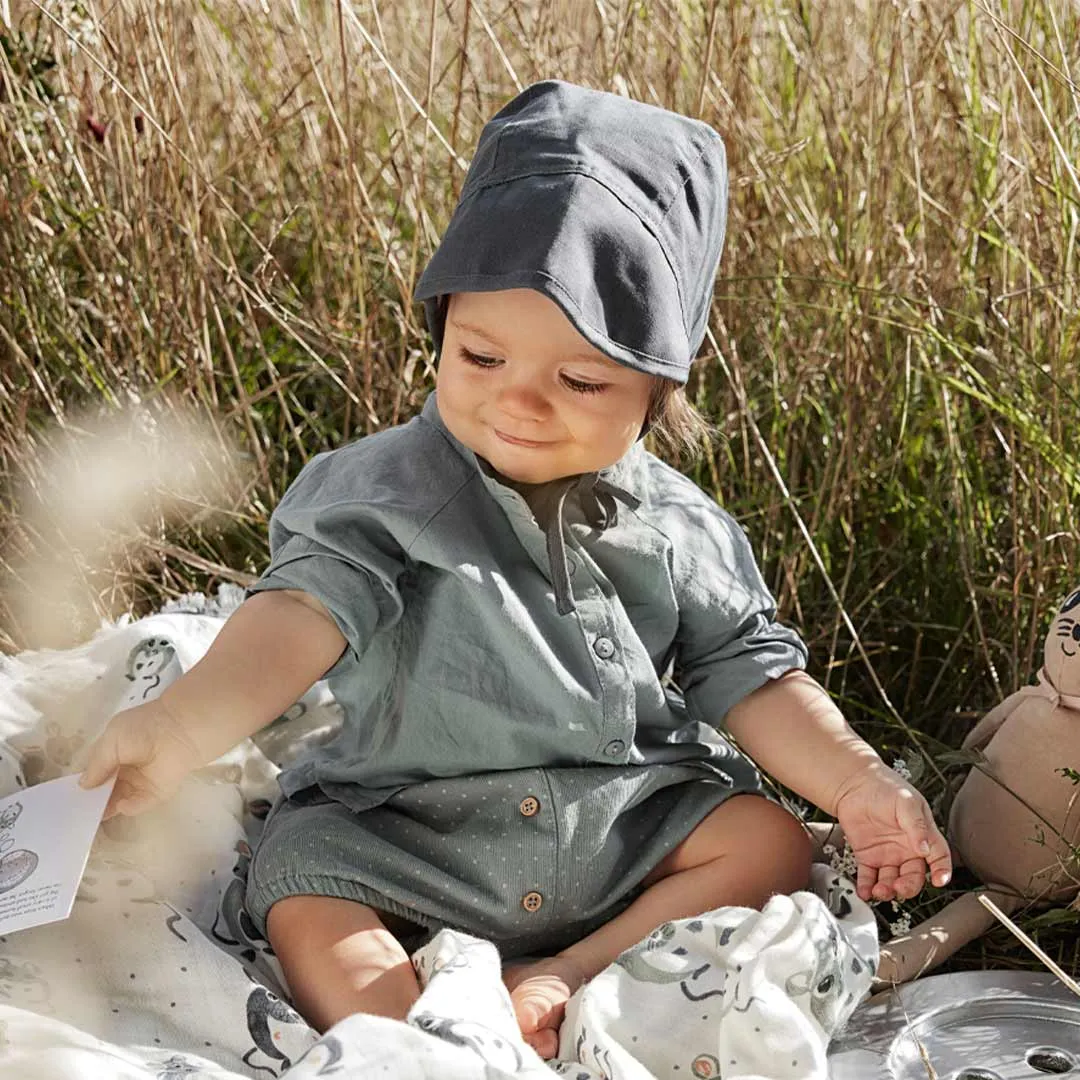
[890,857,930,900]
[104,773,165,820]
[855,862,879,902]
[112,791,156,818]
[926,842,953,889]
[895,789,952,887]
[870,865,900,902]
[79,730,122,790]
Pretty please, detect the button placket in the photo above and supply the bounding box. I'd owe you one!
[593,635,616,660]
[482,478,560,598]
[570,546,634,766]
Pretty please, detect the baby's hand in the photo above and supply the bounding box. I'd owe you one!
[79,699,204,819]
[833,763,952,903]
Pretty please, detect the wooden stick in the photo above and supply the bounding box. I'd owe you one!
[978,893,1080,999]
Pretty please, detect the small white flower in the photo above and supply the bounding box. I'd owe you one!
[827,840,858,877]
[892,756,913,780]
[887,899,912,934]
[890,912,912,935]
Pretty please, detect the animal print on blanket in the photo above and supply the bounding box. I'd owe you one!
[0,593,878,1079]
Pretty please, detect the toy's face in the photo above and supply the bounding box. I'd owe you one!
[1043,587,1080,694]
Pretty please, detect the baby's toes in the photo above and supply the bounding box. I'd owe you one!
[505,955,584,1057]
[523,1025,560,1060]
[510,974,567,1033]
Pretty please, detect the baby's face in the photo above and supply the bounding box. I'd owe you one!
[436,289,652,483]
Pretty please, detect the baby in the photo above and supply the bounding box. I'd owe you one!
[80,81,951,1059]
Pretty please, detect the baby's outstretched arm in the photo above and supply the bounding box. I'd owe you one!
[80,589,346,818]
[725,670,952,902]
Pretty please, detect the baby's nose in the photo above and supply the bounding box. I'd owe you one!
[1072,624,1080,642]
[498,383,550,418]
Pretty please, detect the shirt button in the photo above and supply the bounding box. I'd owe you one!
[593,636,616,660]
[519,796,540,817]
[522,891,543,913]
[604,739,626,757]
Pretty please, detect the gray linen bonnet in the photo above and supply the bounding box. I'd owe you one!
[414,80,729,385]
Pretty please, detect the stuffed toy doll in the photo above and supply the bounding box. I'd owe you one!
[813,586,1080,985]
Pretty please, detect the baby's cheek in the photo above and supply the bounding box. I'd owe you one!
[576,410,640,461]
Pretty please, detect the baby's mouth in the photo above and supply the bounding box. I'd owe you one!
[1062,641,1076,658]
[494,429,551,448]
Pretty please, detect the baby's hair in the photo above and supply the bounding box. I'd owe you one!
[646,378,714,462]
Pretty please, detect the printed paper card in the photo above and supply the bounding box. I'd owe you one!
[0,773,115,935]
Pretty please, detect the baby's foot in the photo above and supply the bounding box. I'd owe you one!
[503,955,585,1060]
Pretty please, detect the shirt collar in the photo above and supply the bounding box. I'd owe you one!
[419,391,643,615]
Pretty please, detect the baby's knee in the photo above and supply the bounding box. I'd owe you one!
[766,801,813,891]
[727,795,813,893]
[652,795,813,899]
[264,893,327,949]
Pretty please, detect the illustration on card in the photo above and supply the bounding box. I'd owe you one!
[0,801,38,894]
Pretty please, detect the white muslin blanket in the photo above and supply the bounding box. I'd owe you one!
[0,592,877,1079]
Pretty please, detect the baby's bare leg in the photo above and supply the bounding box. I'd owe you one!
[506,794,812,1058]
[266,895,421,1032]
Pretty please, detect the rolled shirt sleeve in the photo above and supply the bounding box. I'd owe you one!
[671,494,808,729]
[245,453,407,673]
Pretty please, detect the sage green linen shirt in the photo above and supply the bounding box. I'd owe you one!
[247,392,808,813]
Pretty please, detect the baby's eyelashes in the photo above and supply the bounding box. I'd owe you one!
[459,346,502,369]
[561,375,608,395]
[458,346,609,395]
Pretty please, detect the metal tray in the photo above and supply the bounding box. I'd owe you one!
[827,970,1080,1078]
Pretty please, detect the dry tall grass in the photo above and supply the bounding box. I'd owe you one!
[2,0,1079,969]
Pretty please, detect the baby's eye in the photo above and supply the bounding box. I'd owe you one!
[459,347,501,369]
[562,374,608,395]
